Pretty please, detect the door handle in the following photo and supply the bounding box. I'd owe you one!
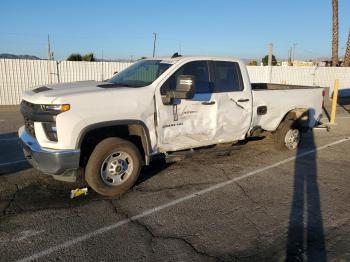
[237,98,250,102]
[202,101,216,105]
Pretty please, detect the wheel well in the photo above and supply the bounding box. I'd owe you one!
[280,108,310,129]
[79,124,150,167]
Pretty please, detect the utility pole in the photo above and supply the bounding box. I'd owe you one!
[47,34,53,84]
[267,43,273,83]
[288,47,292,66]
[101,49,104,81]
[179,43,182,55]
[47,34,52,60]
[56,61,61,83]
[152,32,157,58]
[292,43,298,62]
[268,43,273,66]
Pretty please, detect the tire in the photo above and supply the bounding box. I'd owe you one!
[275,120,301,150]
[85,137,141,197]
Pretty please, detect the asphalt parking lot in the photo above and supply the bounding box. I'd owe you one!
[0,104,350,262]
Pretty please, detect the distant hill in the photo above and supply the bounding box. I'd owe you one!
[0,53,41,60]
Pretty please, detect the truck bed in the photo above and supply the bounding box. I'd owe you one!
[251,85,324,132]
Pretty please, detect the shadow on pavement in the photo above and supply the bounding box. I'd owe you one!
[0,132,31,175]
[136,157,171,186]
[286,130,327,261]
[0,156,173,217]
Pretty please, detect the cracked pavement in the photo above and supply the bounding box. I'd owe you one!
[1,106,350,261]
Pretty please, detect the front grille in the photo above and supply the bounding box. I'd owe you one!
[24,118,36,138]
[20,100,58,140]
[21,100,36,111]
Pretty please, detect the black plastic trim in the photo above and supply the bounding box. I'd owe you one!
[76,120,152,156]
[257,106,267,115]
[32,86,52,93]
[20,100,57,122]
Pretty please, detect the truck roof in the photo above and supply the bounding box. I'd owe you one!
[147,56,243,65]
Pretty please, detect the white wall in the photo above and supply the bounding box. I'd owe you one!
[0,59,132,105]
[247,66,350,96]
[1,59,350,105]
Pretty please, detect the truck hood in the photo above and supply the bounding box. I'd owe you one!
[22,80,116,104]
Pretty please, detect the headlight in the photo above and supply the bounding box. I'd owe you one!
[41,104,70,113]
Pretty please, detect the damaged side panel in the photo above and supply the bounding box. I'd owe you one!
[157,93,217,151]
[251,88,324,131]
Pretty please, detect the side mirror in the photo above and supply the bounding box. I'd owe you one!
[167,75,196,100]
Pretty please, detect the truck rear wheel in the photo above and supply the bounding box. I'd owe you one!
[85,137,141,196]
[275,120,301,150]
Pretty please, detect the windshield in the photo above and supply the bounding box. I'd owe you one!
[108,60,172,87]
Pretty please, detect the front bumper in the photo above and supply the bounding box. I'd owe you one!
[18,126,80,181]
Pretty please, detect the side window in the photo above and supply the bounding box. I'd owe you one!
[160,61,211,95]
[213,61,243,92]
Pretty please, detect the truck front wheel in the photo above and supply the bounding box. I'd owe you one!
[275,120,301,150]
[85,137,141,196]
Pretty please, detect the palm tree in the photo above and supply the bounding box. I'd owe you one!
[344,29,350,66]
[332,0,339,66]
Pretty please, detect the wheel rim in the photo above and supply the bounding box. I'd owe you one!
[100,151,134,186]
[285,129,300,150]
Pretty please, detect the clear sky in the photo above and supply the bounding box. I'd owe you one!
[1,0,350,61]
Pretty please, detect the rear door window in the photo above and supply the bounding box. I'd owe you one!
[213,61,243,92]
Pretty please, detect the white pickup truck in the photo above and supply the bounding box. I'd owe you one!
[19,56,324,196]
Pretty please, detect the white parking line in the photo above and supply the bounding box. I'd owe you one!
[15,230,45,242]
[0,160,27,166]
[17,137,350,262]
[321,116,350,120]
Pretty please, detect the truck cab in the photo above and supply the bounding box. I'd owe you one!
[157,57,253,151]
[19,56,323,196]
